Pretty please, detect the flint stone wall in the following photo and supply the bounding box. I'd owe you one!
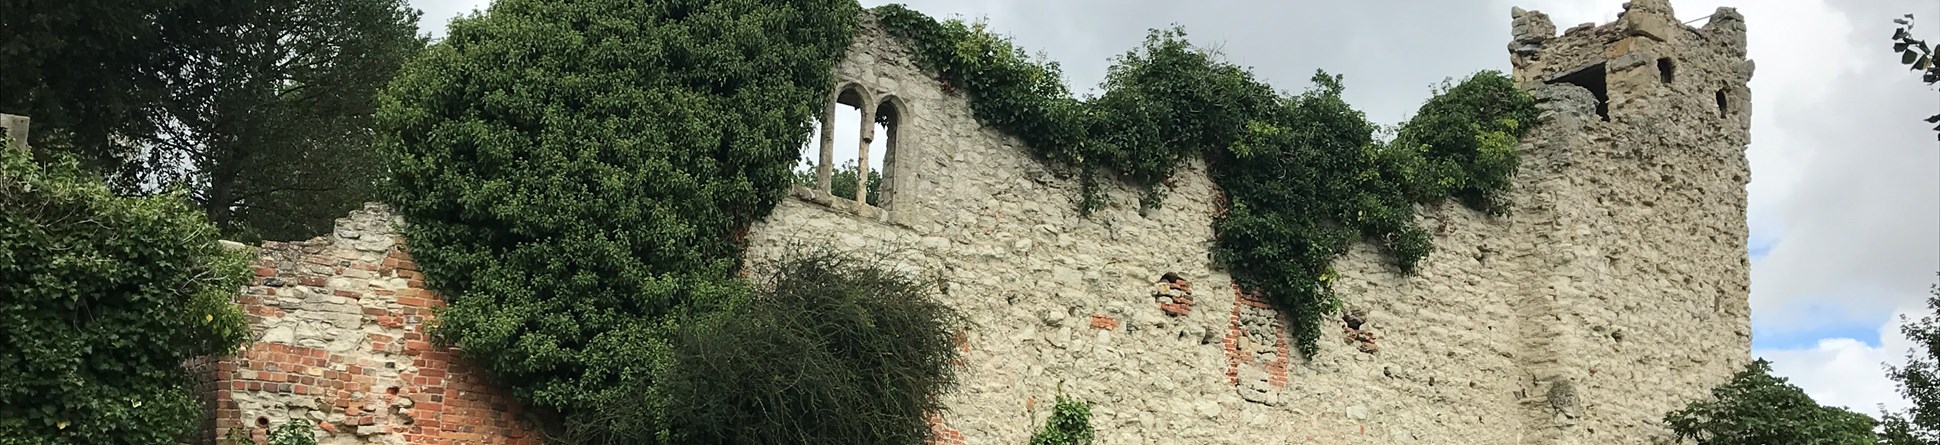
[204,1,1753,443]
[744,1,1751,443]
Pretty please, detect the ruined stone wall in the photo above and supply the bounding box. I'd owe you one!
[200,1,1751,443]
[743,1,1751,443]
[197,205,537,445]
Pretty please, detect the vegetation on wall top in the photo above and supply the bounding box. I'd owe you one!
[872,4,1537,356]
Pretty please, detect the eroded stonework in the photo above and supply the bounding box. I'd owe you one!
[211,1,1752,443]
[747,1,1752,443]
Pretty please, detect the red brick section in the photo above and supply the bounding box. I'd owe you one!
[1154,277,1195,316]
[198,238,538,445]
[1223,283,1291,388]
[927,412,965,445]
[1088,314,1120,330]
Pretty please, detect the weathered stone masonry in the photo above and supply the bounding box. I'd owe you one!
[749,1,1751,443]
[192,205,536,445]
[204,1,1753,444]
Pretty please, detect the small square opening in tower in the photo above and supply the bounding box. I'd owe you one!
[1657,58,1675,84]
[1548,63,1610,121]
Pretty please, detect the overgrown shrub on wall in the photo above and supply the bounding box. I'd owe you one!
[624,248,959,444]
[372,0,915,441]
[872,5,1537,356]
[0,147,252,444]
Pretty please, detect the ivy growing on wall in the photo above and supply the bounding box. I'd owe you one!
[872,4,1536,356]
[377,0,968,443]
[375,0,872,440]
[1,147,253,444]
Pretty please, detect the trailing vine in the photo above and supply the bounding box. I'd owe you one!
[872,5,1537,356]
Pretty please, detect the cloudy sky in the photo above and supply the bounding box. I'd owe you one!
[409,0,1940,413]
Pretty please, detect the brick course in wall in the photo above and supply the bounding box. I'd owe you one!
[194,204,537,445]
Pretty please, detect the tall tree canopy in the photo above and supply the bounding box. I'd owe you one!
[0,0,182,177]
[147,0,423,240]
[1,0,423,241]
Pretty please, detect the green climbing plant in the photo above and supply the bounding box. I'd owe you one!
[1029,394,1095,445]
[1,144,252,444]
[871,5,1537,356]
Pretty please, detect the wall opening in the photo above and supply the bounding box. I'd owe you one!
[874,97,902,209]
[1715,88,1729,117]
[1548,63,1609,121]
[816,86,874,204]
[1657,58,1675,84]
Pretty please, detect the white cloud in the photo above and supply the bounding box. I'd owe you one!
[1758,301,1932,414]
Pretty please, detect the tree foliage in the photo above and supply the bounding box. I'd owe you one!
[1880,277,1940,445]
[1889,14,1940,140]
[0,0,180,174]
[0,0,424,241]
[873,5,1536,356]
[375,0,862,440]
[0,147,252,444]
[145,0,423,241]
[1665,359,1880,445]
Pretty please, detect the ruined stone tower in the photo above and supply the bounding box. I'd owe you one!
[201,1,1752,444]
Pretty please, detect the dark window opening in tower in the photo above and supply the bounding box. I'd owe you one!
[1716,89,1729,117]
[1548,63,1609,121]
[1657,58,1675,84]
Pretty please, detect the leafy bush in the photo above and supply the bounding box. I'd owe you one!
[1665,359,1880,445]
[599,247,961,444]
[0,147,252,444]
[873,5,1536,356]
[1029,395,1095,445]
[374,0,860,440]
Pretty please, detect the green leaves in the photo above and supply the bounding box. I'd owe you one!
[1,147,251,444]
[1029,395,1095,445]
[876,7,1535,359]
[1889,14,1940,139]
[1665,360,1881,445]
[376,0,860,441]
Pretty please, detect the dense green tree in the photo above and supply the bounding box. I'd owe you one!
[1665,359,1880,445]
[145,0,423,241]
[375,0,860,440]
[0,0,182,178]
[0,147,252,444]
